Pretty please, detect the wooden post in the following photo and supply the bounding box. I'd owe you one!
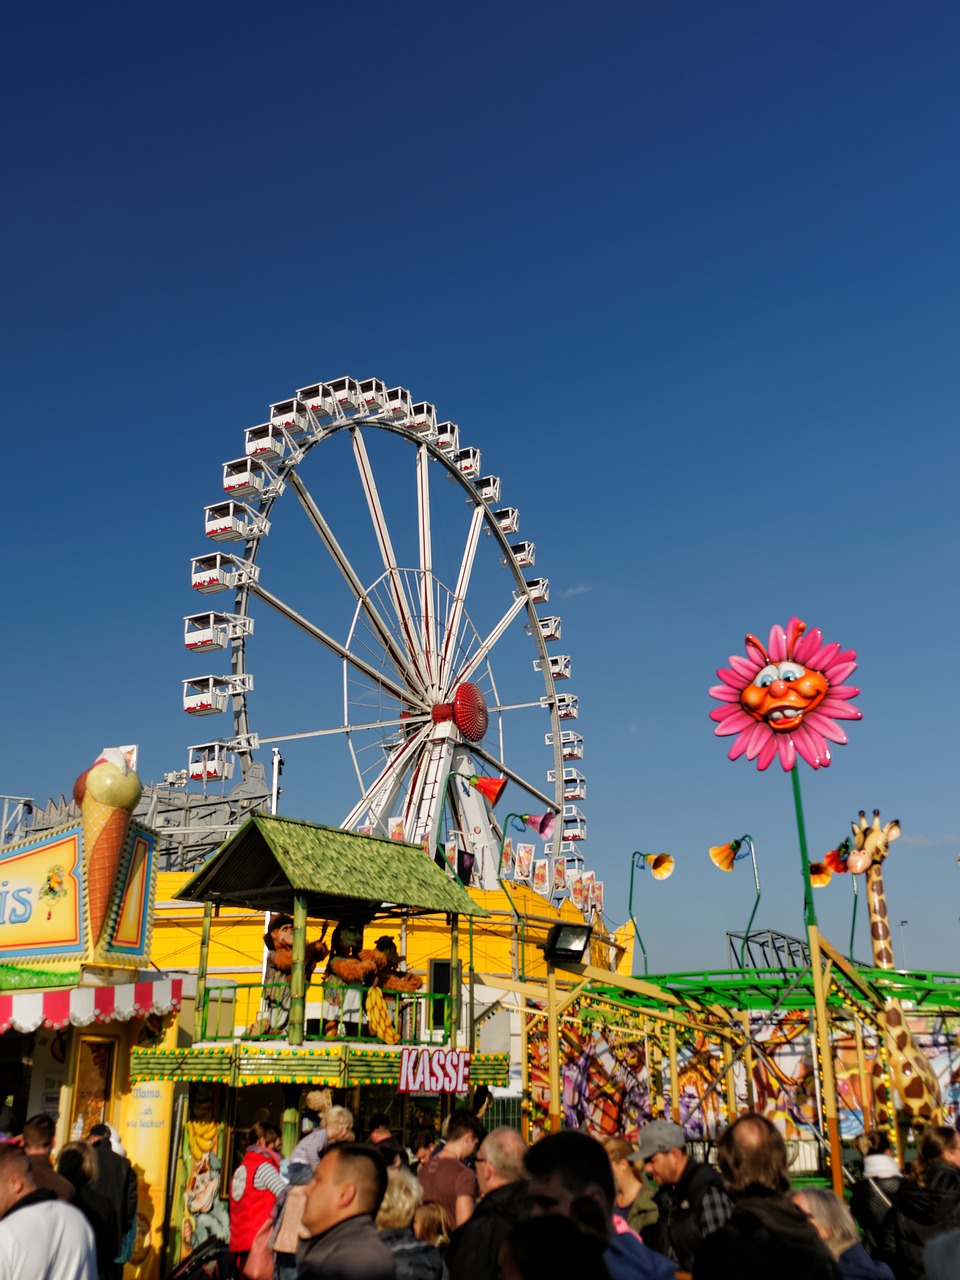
[194,899,214,1043]
[741,1012,756,1110]
[668,1023,679,1124]
[808,926,844,1195]
[289,892,307,1046]
[547,962,562,1132]
[449,914,460,1048]
[853,1015,872,1133]
[721,1038,738,1121]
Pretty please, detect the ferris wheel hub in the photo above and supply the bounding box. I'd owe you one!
[431,682,489,742]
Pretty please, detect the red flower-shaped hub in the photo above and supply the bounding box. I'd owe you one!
[432,682,488,742]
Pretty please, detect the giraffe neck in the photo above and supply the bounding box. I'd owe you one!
[866,862,895,969]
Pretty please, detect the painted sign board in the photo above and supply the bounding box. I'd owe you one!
[398,1046,471,1094]
[0,821,157,967]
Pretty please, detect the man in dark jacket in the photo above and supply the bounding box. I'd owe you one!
[635,1119,732,1271]
[694,1112,841,1280]
[297,1142,395,1280]
[89,1125,137,1280]
[447,1127,529,1280]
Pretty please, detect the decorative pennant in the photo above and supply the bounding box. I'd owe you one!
[389,817,405,841]
[553,857,567,890]
[500,837,514,877]
[516,843,533,880]
[570,873,584,910]
[532,859,548,894]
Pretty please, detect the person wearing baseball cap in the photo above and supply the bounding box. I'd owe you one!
[630,1120,732,1272]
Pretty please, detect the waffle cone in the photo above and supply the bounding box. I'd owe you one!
[83,799,131,944]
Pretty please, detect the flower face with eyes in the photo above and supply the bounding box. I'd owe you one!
[739,659,829,731]
[709,616,861,771]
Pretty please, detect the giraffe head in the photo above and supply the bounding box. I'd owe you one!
[846,808,900,875]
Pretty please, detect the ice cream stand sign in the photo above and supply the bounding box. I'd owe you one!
[0,821,157,966]
[0,830,85,956]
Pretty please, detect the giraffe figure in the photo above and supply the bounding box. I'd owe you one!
[845,809,943,1127]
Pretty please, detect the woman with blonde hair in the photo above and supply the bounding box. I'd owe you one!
[377,1166,447,1278]
[792,1186,893,1280]
[601,1135,658,1236]
[413,1200,452,1250]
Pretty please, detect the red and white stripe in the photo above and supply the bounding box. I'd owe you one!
[0,977,184,1034]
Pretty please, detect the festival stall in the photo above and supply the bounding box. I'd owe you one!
[0,749,192,1280]
[128,813,512,1274]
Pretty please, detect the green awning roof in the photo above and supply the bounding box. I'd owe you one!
[175,814,488,920]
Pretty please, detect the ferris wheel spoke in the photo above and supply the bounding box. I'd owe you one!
[451,595,527,689]
[416,443,437,690]
[249,580,418,707]
[351,428,432,691]
[341,724,431,831]
[470,741,557,812]
[438,503,484,689]
[287,467,421,693]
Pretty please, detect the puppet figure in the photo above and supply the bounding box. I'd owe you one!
[322,920,378,1037]
[260,913,328,1035]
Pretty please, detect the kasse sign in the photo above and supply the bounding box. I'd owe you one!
[398,1047,471,1095]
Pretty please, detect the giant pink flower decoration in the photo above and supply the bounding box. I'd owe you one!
[709,616,861,772]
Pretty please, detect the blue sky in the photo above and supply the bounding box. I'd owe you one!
[4,2,960,972]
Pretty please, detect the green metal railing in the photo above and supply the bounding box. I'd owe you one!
[198,981,450,1044]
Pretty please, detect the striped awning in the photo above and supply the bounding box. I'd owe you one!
[0,977,184,1034]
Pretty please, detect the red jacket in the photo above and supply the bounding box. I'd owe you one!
[229,1144,281,1253]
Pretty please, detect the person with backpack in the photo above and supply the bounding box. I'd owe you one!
[850,1131,902,1271]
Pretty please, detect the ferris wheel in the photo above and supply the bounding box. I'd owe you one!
[182,378,588,894]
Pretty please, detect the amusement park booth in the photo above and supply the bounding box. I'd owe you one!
[128,814,509,1274]
[0,810,191,1280]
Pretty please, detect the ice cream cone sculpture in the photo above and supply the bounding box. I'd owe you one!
[73,748,143,945]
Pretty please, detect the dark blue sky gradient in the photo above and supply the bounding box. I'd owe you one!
[4,2,960,971]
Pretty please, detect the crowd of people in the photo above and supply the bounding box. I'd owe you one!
[222,1107,960,1280]
[3,1104,960,1279]
[0,1116,138,1280]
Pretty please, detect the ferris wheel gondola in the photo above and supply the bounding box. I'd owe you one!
[182,379,588,895]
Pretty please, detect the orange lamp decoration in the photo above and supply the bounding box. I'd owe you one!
[708,834,760,968]
[629,850,676,974]
[644,853,675,881]
[465,775,508,806]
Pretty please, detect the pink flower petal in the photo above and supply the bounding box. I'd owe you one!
[825,660,857,684]
[804,711,848,744]
[793,627,822,665]
[709,684,740,703]
[819,697,862,720]
[717,666,750,690]
[745,721,770,760]
[777,734,797,770]
[712,709,754,734]
[768,625,787,662]
[823,648,857,675]
[745,637,767,666]
[793,725,822,769]
[756,733,779,770]
[809,640,840,671]
[827,685,860,700]
[728,654,760,680]
[785,617,805,654]
[728,731,750,761]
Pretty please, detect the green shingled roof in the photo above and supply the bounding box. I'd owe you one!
[175,814,487,920]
